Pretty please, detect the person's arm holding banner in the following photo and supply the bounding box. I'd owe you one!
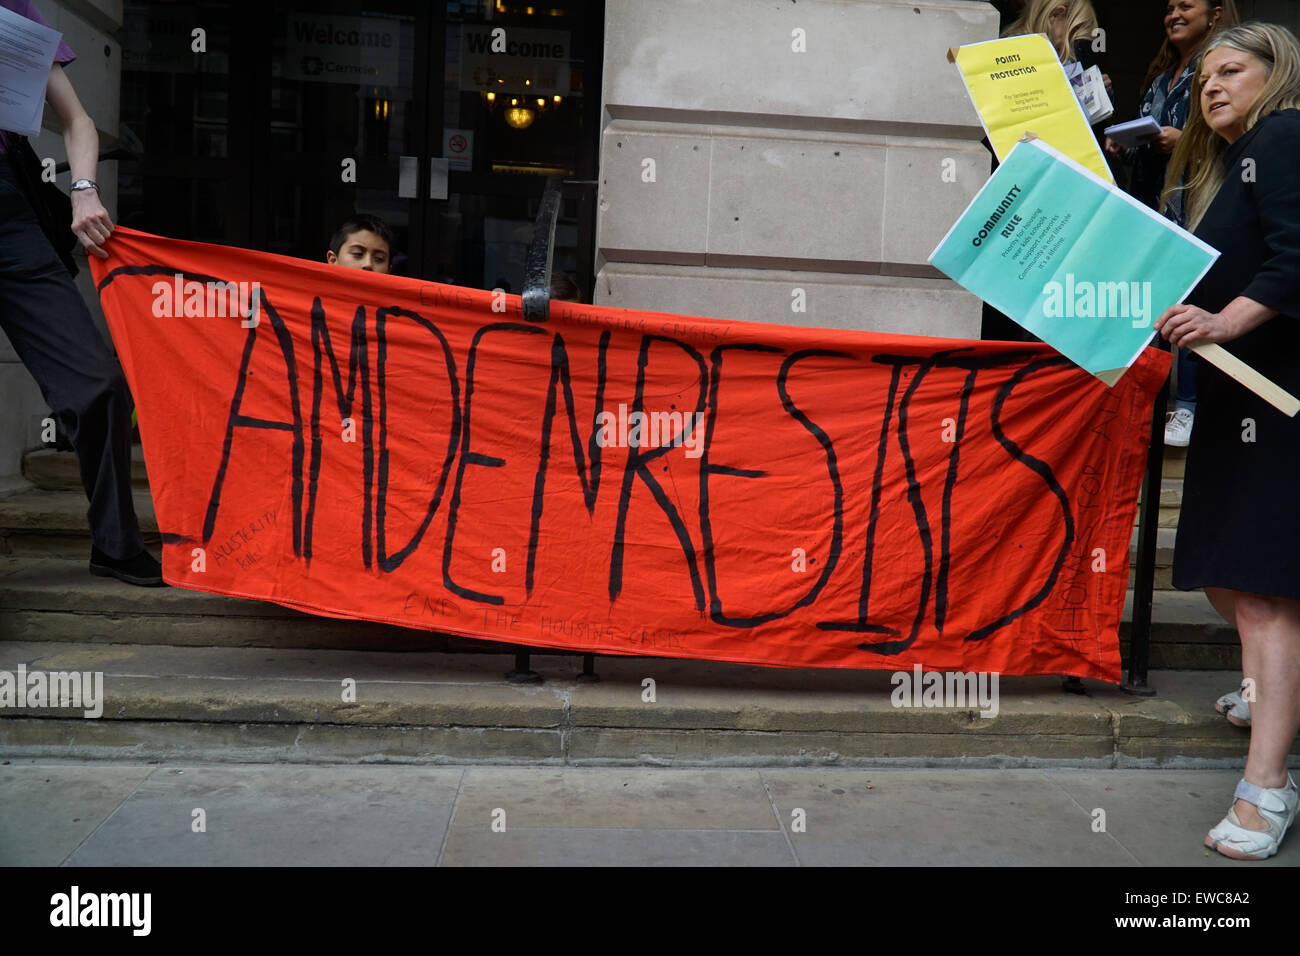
[45,62,113,258]
[0,0,159,586]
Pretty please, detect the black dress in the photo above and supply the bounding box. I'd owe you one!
[1174,109,1300,601]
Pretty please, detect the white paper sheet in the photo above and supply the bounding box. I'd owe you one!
[0,4,62,137]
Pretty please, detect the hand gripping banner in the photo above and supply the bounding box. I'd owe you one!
[91,228,1169,680]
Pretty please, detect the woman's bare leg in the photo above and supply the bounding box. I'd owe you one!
[1206,586,1257,701]
[1221,591,1300,831]
[1205,586,1236,626]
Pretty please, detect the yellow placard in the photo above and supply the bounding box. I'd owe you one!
[950,34,1113,183]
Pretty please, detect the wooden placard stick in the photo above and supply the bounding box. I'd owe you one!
[1022,122,1296,415]
[1190,342,1300,417]
[1096,345,1298,415]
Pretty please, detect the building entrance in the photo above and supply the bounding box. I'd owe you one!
[118,0,603,297]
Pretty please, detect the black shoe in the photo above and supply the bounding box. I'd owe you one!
[89,547,167,587]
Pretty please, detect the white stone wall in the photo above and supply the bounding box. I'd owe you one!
[1,0,122,478]
[595,0,997,337]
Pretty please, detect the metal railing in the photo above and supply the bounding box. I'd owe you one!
[520,176,564,324]
[1123,362,1168,696]
[506,176,593,683]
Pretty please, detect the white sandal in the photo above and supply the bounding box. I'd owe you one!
[1205,776,1298,860]
[1214,686,1251,727]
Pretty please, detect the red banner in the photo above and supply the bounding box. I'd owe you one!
[91,228,1168,680]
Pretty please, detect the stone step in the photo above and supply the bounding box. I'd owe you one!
[1122,473,1182,527]
[1155,479,1182,529]
[1153,479,1182,529]
[22,446,150,493]
[1162,447,1186,480]
[1118,589,1238,671]
[0,640,1283,765]
[1128,526,1176,579]
[1133,564,1175,591]
[1159,480,1183,508]
[0,486,158,557]
[0,557,1239,669]
[0,557,507,655]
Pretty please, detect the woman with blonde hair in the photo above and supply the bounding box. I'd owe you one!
[1106,2,1239,451]
[1003,0,1098,65]
[1155,21,1300,860]
[1109,1,1239,219]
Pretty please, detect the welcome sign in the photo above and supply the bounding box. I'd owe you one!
[91,228,1168,680]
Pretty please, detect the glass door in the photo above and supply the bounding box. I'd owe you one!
[428,0,603,299]
[124,1,602,291]
[118,1,251,244]
[259,0,433,275]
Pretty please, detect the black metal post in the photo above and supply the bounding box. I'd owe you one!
[505,651,541,684]
[521,176,563,323]
[576,652,599,682]
[503,177,593,681]
[1122,377,1168,696]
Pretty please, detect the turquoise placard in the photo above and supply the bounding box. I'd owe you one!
[930,138,1218,378]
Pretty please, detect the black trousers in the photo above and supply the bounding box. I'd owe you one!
[0,162,144,559]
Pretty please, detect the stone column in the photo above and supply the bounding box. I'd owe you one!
[595,0,997,338]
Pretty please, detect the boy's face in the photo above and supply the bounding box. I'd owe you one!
[326,229,391,274]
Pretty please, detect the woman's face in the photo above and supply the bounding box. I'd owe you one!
[1166,0,1217,49]
[1200,45,1270,143]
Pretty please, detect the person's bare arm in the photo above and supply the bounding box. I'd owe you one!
[45,63,112,258]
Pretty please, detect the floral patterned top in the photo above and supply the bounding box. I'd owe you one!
[1130,58,1198,224]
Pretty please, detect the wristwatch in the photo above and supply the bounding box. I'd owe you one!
[70,179,100,193]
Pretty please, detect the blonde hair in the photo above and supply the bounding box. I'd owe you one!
[1162,22,1300,229]
[1004,0,1099,64]
[1141,0,1240,94]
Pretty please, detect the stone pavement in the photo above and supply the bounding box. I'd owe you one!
[2,761,1296,866]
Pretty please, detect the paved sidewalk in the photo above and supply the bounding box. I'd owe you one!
[1,761,1295,866]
